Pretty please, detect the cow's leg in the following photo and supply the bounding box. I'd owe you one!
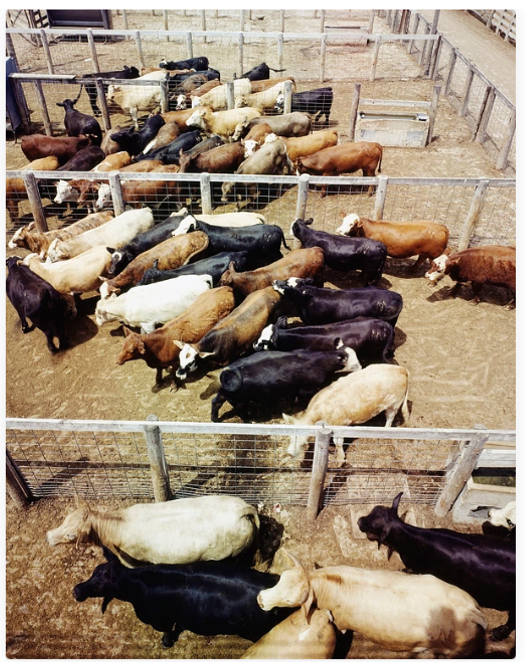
[384,405,398,427]
[130,106,140,131]
[17,312,33,334]
[411,254,428,270]
[504,292,515,310]
[447,282,460,298]
[211,391,227,422]
[161,624,183,648]
[468,281,483,305]
[44,330,59,353]
[490,610,515,641]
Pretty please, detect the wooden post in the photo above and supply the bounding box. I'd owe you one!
[427,35,441,79]
[367,10,375,34]
[283,80,293,114]
[238,32,244,78]
[10,77,30,131]
[123,10,128,30]
[485,10,495,28]
[163,11,169,41]
[475,87,496,143]
[200,172,213,214]
[320,33,327,83]
[426,84,441,146]
[277,33,284,72]
[95,78,111,131]
[370,37,381,82]
[33,81,52,136]
[86,30,100,73]
[6,450,32,508]
[108,172,125,217]
[319,10,325,33]
[420,26,431,67]
[348,83,361,141]
[444,49,457,96]
[374,174,388,220]
[135,31,145,70]
[186,31,194,58]
[307,422,332,520]
[434,426,489,517]
[40,30,54,75]
[6,33,20,71]
[144,415,171,502]
[295,174,310,223]
[23,172,48,232]
[226,81,235,110]
[201,10,207,44]
[240,10,245,32]
[460,66,474,117]
[160,80,169,113]
[496,109,516,171]
[279,11,285,33]
[457,179,489,251]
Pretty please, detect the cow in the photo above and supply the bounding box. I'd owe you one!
[218,247,325,299]
[73,546,293,648]
[275,87,333,124]
[159,106,214,132]
[178,141,246,174]
[138,251,249,287]
[425,245,516,308]
[140,122,181,155]
[265,129,338,164]
[56,145,105,172]
[297,141,384,196]
[174,79,222,109]
[175,286,283,379]
[47,494,258,566]
[79,66,140,116]
[257,551,486,658]
[254,316,395,365]
[239,123,275,158]
[190,79,253,111]
[488,501,516,530]
[234,82,292,112]
[56,96,103,145]
[106,71,168,130]
[240,62,286,81]
[109,114,165,156]
[185,106,262,141]
[232,112,312,141]
[6,256,69,352]
[95,273,212,334]
[20,134,96,165]
[160,56,209,71]
[272,278,403,327]
[99,232,210,299]
[116,286,236,387]
[282,363,409,466]
[211,346,361,422]
[249,77,296,93]
[291,218,387,285]
[6,156,59,225]
[169,73,219,101]
[336,213,450,269]
[133,129,202,164]
[357,492,516,641]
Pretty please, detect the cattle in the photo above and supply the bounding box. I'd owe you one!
[109,114,165,156]
[185,106,262,141]
[116,286,236,387]
[266,128,338,164]
[47,207,155,262]
[95,273,212,334]
[47,494,258,566]
[79,65,140,116]
[169,73,217,100]
[160,56,209,71]
[159,106,214,132]
[218,247,325,299]
[56,145,106,172]
[56,97,103,145]
[292,218,387,285]
[107,70,168,130]
[282,364,409,466]
[235,82,292,112]
[174,79,222,109]
[488,501,516,530]
[176,134,225,162]
[8,211,113,255]
[257,551,486,658]
[425,245,516,308]
[175,286,283,379]
[100,125,123,155]
[233,112,312,141]
[254,316,395,365]
[249,77,296,93]
[141,121,181,155]
[357,492,516,640]
[133,129,202,164]
[221,140,294,202]
[20,134,96,165]
[173,216,290,263]
[6,155,59,225]
[336,213,450,269]
[138,251,249,287]
[272,278,403,327]
[240,123,274,157]
[297,141,384,196]
[178,140,246,174]
[6,256,69,352]
[241,607,336,659]
[211,346,361,422]
[275,87,333,124]
[191,79,253,111]
[74,546,293,647]
[99,232,210,299]
[194,211,266,227]
[240,62,286,81]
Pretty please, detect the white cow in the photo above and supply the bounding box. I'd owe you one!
[107,71,167,130]
[191,78,253,110]
[488,501,516,529]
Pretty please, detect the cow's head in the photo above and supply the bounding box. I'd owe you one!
[95,183,112,210]
[273,277,313,296]
[186,108,207,128]
[335,344,362,374]
[274,93,285,112]
[174,341,215,380]
[335,213,360,236]
[54,180,79,205]
[8,225,31,249]
[425,253,450,286]
[253,322,278,351]
[73,546,122,612]
[116,327,146,365]
[99,279,120,300]
[56,98,77,110]
[357,492,403,548]
[234,95,247,108]
[242,139,259,158]
[175,94,187,110]
[46,497,92,546]
[171,215,197,236]
[107,249,128,278]
[95,294,120,326]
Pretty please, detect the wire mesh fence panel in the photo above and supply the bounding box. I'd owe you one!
[484,96,516,166]
[470,184,516,246]
[302,180,378,233]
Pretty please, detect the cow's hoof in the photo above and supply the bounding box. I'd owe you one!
[489,625,511,642]
[161,633,175,648]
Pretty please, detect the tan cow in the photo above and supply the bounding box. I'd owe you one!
[6,156,59,224]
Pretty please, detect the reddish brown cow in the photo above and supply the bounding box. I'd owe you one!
[270,129,338,164]
[218,247,325,299]
[337,213,450,269]
[249,77,295,93]
[425,245,516,308]
[20,134,96,165]
[178,141,246,174]
[296,141,383,197]
[159,107,213,132]
[116,286,236,387]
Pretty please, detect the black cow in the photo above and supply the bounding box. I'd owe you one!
[134,130,202,164]
[254,315,395,364]
[109,114,165,156]
[73,546,292,647]
[357,492,516,641]
[56,145,106,172]
[292,218,387,285]
[239,62,286,81]
[6,257,69,352]
[138,251,250,287]
[160,56,209,71]
[272,278,403,327]
[211,347,361,421]
[275,87,333,124]
[56,97,103,145]
[79,66,140,116]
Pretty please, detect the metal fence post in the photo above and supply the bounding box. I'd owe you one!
[23,172,48,232]
[474,85,495,143]
[295,173,310,223]
[460,65,474,117]
[374,174,388,220]
[457,179,489,251]
[226,81,235,110]
[434,425,489,517]
[238,32,244,78]
[307,422,332,520]
[6,449,33,508]
[144,415,171,502]
[277,33,284,71]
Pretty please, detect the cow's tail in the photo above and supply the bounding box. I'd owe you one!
[73,84,83,104]
[220,367,242,392]
[400,371,410,424]
[268,66,286,73]
[281,229,292,251]
[377,144,383,174]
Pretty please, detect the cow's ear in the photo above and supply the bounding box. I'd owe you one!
[392,492,403,513]
[173,340,186,349]
[443,248,452,256]
[122,326,132,337]
[276,316,288,329]
[300,585,315,625]
[228,261,237,273]
[304,277,314,286]
[102,546,119,564]
[106,247,116,255]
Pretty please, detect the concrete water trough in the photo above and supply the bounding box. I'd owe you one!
[355,110,430,147]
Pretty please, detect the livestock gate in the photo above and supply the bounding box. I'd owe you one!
[6,10,516,521]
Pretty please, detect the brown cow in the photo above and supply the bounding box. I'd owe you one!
[218,247,325,299]
[337,213,450,269]
[141,122,181,155]
[296,141,383,196]
[178,141,246,174]
[116,286,236,388]
[6,156,59,224]
[159,106,213,132]
[99,231,210,299]
[425,245,516,308]
[267,129,338,164]
[100,125,123,155]
[20,134,96,165]
[249,77,296,93]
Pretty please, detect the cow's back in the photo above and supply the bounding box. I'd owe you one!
[449,245,516,289]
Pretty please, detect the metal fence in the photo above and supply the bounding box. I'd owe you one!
[5,418,516,518]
